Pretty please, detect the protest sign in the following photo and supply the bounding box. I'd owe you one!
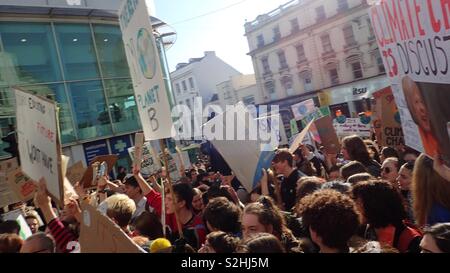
[5,167,35,203]
[128,142,161,177]
[289,120,315,153]
[66,161,86,185]
[291,99,316,121]
[206,103,275,192]
[79,155,118,188]
[314,116,341,154]
[133,133,145,166]
[290,119,299,135]
[333,118,371,138]
[369,0,450,163]
[79,203,145,253]
[14,88,64,207]
[0,158,21,207]
[301,106,331,127]
[1,209,32,240]
[373,87,404,148]
[119,0,174,141]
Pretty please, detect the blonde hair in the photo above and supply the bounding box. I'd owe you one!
[105,194,136,228]
[412,154,450,227]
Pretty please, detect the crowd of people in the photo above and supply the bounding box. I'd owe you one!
[1,134,450,253]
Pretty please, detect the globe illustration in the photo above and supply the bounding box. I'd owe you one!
[137,28,157,79]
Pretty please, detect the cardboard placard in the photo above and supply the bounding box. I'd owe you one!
[79,203,145,253]
[333,118,371,138]
[5,167,36,202]
[80,155,118,189]
[133,133,145,167]
[128,142,161,177]
[314,116,341,154]
[0,158,21,207]
[66,161,86,185]
[373,87,404,148]
[14,88,64,207]
[291,99,316,121]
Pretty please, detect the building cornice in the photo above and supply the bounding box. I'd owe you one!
[247,2,369,56]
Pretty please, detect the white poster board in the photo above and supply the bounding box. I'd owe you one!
[333,118,371,138]
[14,88,64,207]
[369,0,450,162]
[291,99,316,121]
[119,0,174,141]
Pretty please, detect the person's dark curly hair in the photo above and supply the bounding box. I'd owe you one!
[342,135,372,165]
[203,197,241,234]
[206,231,240,253]
[298,189,360,250]
[351,180,406,228]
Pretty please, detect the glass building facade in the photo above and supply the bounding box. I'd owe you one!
[0,19,170,162]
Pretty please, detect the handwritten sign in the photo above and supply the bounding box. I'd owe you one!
[119,0,174,141]
[373,87,404,148]
[5,167,36,203]
[369,0,450,162]
[333,118,371,138]
[128,142,160,177]
[14,88,64,207]
[79,203,145,253]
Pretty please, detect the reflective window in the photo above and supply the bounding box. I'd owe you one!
[92,24,130,78]
[104,79,140,133]
[0,117,15,158]
[19,84,76,143]
[68,81,112,140]
[0,22,62,86]
[54,24,100,81]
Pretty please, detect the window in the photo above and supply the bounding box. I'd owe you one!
[189,77,195,89]
[281,77,294,97]
[261,57,271,74]
[343,25,356,47]
[337,0,349,12]
[316,6,326,23]
[68,80,112,140]
[92,25,130,78]
[54,24,100,81]
[321,34,333,53]
[176,83,181,95]
[104,79,140,133]
[265,81,276,101]
[296,44,306,63]
[0,22,62,85]
[367,18,375,40]
[375,51,385,73]
[242,95,255,105]
[329,69,339,85]
[182,80,187,91]
[290,18,300,33]
[304,76,313,91]
[352,62,363,79]
[273,26,281,42]
[278,51,288,69]
[257,34,265,48]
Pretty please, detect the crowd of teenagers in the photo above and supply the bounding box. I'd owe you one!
[1,134,450,253]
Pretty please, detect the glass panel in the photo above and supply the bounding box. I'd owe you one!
[104,79,141,133]
[68,81,112,140]
[0,22,62,86]
[54,24,100,81]
[92,24,130,78]
[19,84,77,144]
[0,117,15,158]
[0,86,14,116]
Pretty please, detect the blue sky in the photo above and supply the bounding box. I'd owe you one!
[152,0,291,74]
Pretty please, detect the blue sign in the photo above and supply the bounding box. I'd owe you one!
[110,135,132,157]
[83,139,109,165]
